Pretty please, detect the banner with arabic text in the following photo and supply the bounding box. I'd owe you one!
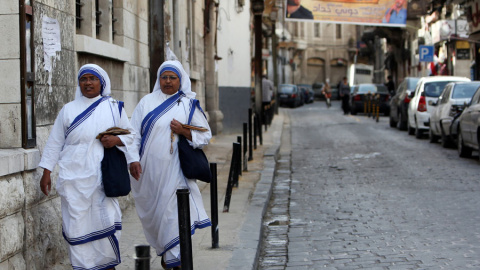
[285,0,407,27]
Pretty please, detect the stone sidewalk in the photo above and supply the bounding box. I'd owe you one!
[117,110,285,270]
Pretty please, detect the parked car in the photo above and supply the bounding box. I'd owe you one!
[312,82,325,100]
[349,83,390,115]
[278,84,302,108]
[389,77,420,130]
[297,84,314,104]
[456,85,480,157]
[407,76,470,139]
[429,81,480,147]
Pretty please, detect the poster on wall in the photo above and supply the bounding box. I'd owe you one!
[285,0,407,27]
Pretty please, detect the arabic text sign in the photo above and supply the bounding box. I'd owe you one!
[285,0,407,27]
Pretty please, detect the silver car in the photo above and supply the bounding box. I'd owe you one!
[407,76,470,139]
[429,81,480,148]
[457,85,480,158]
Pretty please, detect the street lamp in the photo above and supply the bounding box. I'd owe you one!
[251,0,264,15]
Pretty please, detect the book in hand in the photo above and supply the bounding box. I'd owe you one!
[181,124,208,132]
[96,127,131,139]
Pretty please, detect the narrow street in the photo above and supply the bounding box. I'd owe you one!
[259,100,480,269]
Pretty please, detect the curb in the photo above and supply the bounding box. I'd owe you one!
[227,111,284,270]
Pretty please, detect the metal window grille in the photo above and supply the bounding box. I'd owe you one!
[20,0,36,148]
[112,6,117,39]
[95,0,102,35]
[76,1,83,29]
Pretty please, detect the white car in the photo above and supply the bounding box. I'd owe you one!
[407,76,471,139]
[429,81,480,147]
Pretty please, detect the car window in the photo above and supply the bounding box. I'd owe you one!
[470,86,480,105]
[407,78,420,90]
[452,84,480,99]
[357,84,388,93]
[424,81,451,97]
[279,86,295,94]
[439,86,451,104]
[397,80,406,94]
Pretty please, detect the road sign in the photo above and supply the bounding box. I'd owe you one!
[419,45,434,62]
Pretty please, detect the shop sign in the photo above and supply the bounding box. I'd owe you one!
[466,0,480,34]
[456,41,471,60]
[431,20,469,43]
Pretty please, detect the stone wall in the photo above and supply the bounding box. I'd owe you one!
[0,0,149,268]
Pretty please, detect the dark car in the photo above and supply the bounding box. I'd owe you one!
[278,84,302,108]
[312,82,325,100]
[297,84,314,104]
[350,84,390,115]
[389,77,420,130]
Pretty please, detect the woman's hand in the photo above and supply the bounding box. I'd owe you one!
[40,169,52,196]
[129,162,142,181]
[100,134,123,148]
[170,119,192,141]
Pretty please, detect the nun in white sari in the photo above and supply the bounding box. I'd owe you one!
[39,64,135,270]
[128,59,211,269]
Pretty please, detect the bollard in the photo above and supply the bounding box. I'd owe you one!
[253,114,257,150]
[177,189,193,270]
[376,94,380,122]
[257,114,263,146]
[243,123,248,171]
[237,136,242,176]
[233,142,241,187]
[248,109,253,161]
[134,245,151,270]
[209,163,219,248]
[264,105,269,132]
[223,143,239,212]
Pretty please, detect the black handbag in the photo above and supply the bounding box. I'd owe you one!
[178,135,212,183]
[99,100,131,197]
[101,144,131,197]
[178,99,212,183]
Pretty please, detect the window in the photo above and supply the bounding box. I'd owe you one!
[20,0,36,148]
[314,23,320,38]
[76,1,116,41]
[336,24,341,39]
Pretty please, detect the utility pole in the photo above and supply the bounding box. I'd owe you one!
[149,0,164,92]
[252,0,264,118]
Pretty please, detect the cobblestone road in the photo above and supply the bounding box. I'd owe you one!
[258,101,480,270]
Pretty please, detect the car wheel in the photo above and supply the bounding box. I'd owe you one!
[458,132,472,158]
[440,129,453,148]
[398,112,407,131]
[429,128,439,143]
[389,115,397,128]
[415,123,423,139]
[407,120,415,135]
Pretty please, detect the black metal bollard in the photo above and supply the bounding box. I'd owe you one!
[243,123,248,171]
[134,245,151,270]
[257,113,263,146]
[237,136,242,176]
[177,189,193,270]
[233,142,240,187]
[223,142,239,212]
[209,163,219,248]
[253,114,257,150]
[248,109,253,161]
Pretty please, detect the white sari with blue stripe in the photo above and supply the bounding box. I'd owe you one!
[39,94,135,270]
[128,90,212,268]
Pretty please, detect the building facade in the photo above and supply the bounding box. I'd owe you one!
[0,0,226,268]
